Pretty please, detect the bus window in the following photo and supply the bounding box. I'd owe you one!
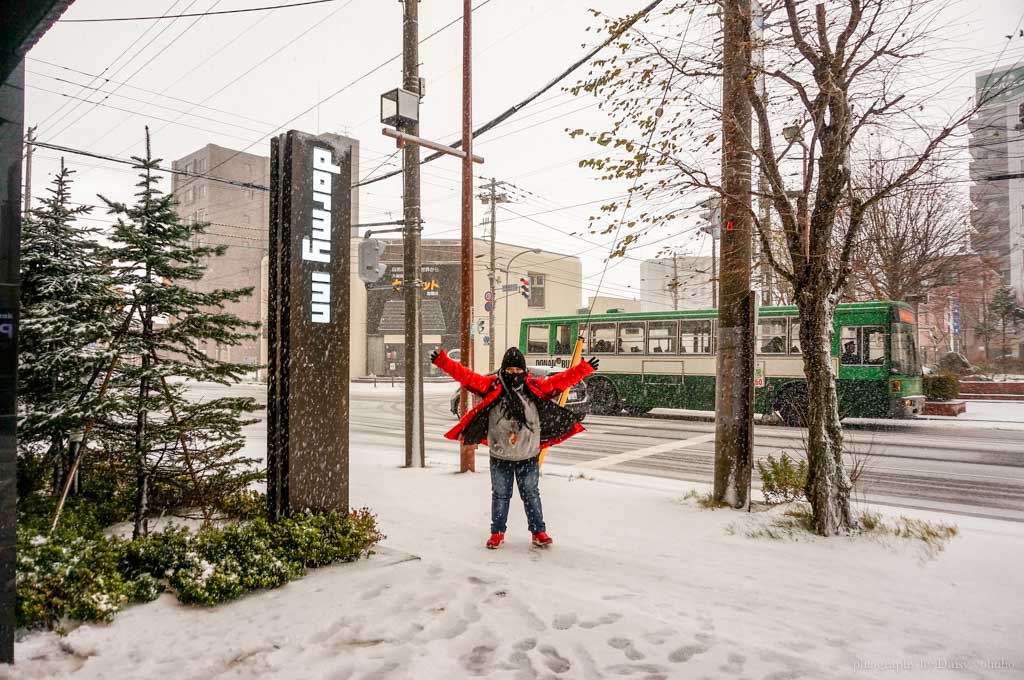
[890,322,919,374]
[618,322,646,354]
[840,326,885,365]
[757,318,787,354]
[862,327,886,364]
[527,325,549,354]
[647,321,677,354]
[680,320,712,354]
[589,323,616,353]
[788,317,801,354]
[554,324,573,354]
[840,326,860,364]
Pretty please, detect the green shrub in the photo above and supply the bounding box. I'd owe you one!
[17,505,384,630]
[923,372,960,401]
[217,489,268,520]
[756,453,808,504]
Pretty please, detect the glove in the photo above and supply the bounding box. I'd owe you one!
[586,357,600,370]
[430,349,441,363]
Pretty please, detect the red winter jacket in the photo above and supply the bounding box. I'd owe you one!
[432,349,595,447]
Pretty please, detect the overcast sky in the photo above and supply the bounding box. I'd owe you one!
[24,0,1024,306]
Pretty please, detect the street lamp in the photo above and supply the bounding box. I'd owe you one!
[380,88,419,129]
[503,247,542,349]
[782,125,810,260]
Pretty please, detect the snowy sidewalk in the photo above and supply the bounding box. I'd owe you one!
[10,444,1024,679]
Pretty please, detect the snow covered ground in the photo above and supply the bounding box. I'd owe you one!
[10,440,1024,679]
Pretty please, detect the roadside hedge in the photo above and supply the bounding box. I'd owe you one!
[923,372,960,401]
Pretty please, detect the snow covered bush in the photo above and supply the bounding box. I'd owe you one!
[17,504,384,629]
[756,454,808,504]
[923,372,960,401]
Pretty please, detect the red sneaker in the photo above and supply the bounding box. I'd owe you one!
[532,532,553,547]
[486,533,505,549]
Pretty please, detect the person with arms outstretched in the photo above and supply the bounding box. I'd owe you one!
[431,346,599,549]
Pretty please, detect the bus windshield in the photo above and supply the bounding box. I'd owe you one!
[889,322,920,376]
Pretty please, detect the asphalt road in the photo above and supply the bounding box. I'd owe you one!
[193,382,1024,522]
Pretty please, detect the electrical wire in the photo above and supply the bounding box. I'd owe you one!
[61,0,340,23]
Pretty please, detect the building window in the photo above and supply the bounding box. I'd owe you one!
[184,161,192,173]
[182,188,193,204]
[242,213,250,225]
[527,272,545,307]
[679,319,713,354]
[197,184,207,200]
[647,320,677,354]
[194,158,206,173]
[618,322,645,354]
[244,162,252,174]
[527,325,549,354]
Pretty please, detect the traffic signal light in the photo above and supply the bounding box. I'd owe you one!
[357,238,388,283]
[520,277,531,301]
[698,197,721,240]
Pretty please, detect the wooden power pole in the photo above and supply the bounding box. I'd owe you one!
[23,126,35,214]
[714,0,755,508]
[459,0,476,473]
[402,0,425,467]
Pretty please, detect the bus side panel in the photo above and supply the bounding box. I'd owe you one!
[837,379,889,418]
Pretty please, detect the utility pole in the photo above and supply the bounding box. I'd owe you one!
[402,0,425,468]
[478,178,510,371]
[714,0,754,509]
[670,254,679,310]
[751,1,771,307]
[23,126,35,214]
[711,237,718,304]
[459,0,475,473]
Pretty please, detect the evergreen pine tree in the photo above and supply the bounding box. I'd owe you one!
[99,129,260,538]
[18,161,119,496]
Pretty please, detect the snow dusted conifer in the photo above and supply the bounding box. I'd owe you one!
[99,129,260,538]
[18,161,120,495]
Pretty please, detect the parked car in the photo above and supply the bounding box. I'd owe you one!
[449,365,589,417]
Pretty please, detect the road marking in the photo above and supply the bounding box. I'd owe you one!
[569,432,716,471]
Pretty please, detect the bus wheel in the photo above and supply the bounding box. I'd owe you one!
[776,383,807,427]
[624,406,652,416]
[587,377,621,415]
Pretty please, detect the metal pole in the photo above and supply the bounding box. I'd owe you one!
[504,260,511,350]
[459,0,476,473]
[671,253,679,310]
[711,237,717,304]
[402,0,425,468]
[714,0,754,509]
[23,126,35,214]
[488,178,497,372]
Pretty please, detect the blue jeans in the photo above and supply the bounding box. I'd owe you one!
[490,456,545,535]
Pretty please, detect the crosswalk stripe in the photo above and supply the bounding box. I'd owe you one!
[567,432,717,471]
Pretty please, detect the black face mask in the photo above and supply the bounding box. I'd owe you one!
[503,370,526,390]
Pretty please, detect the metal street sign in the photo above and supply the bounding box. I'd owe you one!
[484,290,493,302]
[502,283,518,292]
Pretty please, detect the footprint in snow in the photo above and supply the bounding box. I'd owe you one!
[539,645,571,674]
[668,643,707,663]
[608,637,645,661]
[552,613,577,630]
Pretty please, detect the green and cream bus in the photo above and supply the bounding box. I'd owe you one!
[518,301,924,425]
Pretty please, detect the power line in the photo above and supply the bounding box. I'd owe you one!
[60,0,341,23]
[356,0,669,188]
[197,0,497,189]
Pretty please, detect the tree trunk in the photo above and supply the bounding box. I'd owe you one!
[798,291,855,535]
[132,359,150,540]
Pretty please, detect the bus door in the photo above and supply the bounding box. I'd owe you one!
[642,321,686,405]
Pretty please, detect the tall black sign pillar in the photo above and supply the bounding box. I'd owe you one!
[267,131,351,517]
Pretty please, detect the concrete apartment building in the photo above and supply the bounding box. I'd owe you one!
[170,137,360,367]
[969,65,1024,301]
[639,255,715,311]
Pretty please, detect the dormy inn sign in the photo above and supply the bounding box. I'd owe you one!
[267,131,351,518]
